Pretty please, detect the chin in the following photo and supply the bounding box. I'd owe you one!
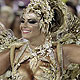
[22,35,31,40]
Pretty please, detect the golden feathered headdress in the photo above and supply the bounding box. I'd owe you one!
[23,0,54,34]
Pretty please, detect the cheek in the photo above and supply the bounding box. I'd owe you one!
[31,24,40,33]
[20,25,22,31]
[20,23,24,30]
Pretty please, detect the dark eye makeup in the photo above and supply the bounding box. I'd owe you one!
[20,18,38,24]
[28,19,37,24]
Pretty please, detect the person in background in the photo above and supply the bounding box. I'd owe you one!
[0,6,15,29]
[11,1,26,38]
[66,1,78,16]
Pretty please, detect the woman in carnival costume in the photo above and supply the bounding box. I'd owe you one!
[0,0,80,80]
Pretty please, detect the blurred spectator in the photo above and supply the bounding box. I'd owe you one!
[17,1,26,15]
[0,0,5,7]
[0,0,30,38]
[66,1,78,16]
[0,6,15,29]
[11,1,26,38]
[68,0,78,6]
[68,0,80,18]
[76,4,80,18]
[17,0,30,6]
[4,0,14,7]
[11,12,22,38]
[0,0,30,12]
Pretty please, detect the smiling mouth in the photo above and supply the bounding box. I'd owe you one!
[22,30,31,34]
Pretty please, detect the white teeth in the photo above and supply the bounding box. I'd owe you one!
[23,30,31,32]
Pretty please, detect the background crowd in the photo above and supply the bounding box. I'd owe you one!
[0,0,80,39]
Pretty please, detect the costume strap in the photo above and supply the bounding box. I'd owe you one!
[0,29,17,52]
[10,42,27,70]
[56,42,63,79]
[10,45,16,70]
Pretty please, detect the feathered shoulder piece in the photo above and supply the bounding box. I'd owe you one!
[48,0,80,45]
[0,29,18,52]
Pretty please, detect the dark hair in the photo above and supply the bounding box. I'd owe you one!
[66,1,77,16]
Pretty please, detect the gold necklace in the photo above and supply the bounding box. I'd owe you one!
[27,38,53,57]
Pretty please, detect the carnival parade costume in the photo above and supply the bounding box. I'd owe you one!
[0,0,80,80]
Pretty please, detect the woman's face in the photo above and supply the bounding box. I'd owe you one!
[20,12,41,40]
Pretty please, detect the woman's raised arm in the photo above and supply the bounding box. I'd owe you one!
[63,44,80,68]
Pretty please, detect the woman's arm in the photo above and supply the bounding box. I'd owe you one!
[62,44,80,69]
[0,49,10,75]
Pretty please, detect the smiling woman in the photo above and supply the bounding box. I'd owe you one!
[0,0,80,80]
[20,13,41,40]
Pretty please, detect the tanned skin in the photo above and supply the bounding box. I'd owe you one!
[0,49,10,75]
[0,44,80,80]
